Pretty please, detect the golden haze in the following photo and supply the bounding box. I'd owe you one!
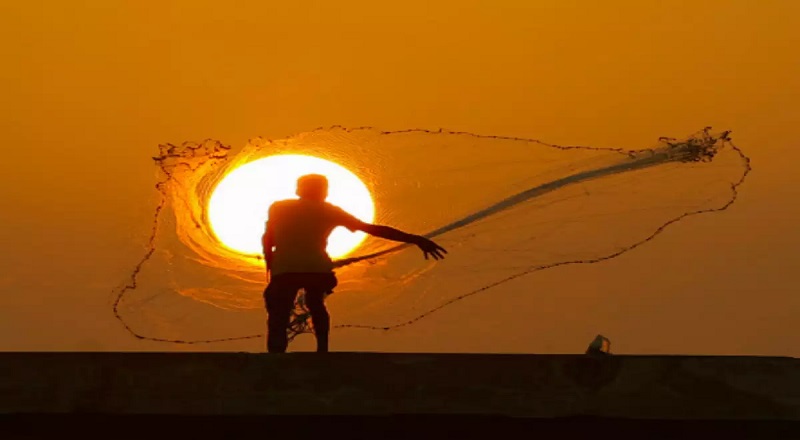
[0,1,798,354]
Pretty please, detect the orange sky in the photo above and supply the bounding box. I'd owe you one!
[1,1,798,355]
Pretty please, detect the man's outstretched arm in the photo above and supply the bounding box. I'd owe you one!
[356,223,447,260]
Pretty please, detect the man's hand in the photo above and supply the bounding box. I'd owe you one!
[413,236,447,260]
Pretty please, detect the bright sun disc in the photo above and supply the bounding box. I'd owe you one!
[208,154,375,259]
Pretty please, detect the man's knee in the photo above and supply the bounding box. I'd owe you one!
[304,290,328,313]
[305,273,336,307]
[265,288,295,328]
[265,278,293,305]
[265,293,288,312]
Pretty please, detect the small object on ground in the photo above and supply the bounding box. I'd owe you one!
[586,334,612,356]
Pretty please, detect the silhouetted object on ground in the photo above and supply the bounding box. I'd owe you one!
[587,334,612,356]
[262,174,447,353]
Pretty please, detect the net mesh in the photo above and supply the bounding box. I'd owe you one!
[113,126,750,345]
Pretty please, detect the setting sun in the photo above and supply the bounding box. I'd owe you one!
[207,154,375,258]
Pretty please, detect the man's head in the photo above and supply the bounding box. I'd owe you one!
[296,174,329,201]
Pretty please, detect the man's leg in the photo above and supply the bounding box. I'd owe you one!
[304,273,336,353]
[264,276,296,353]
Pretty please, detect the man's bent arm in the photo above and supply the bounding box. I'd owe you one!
[262,222,274,274]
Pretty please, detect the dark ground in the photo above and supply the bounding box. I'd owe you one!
[1,352,798,438]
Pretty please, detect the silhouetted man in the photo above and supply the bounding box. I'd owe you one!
[262,174,447,353]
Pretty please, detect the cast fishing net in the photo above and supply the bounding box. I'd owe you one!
[113,127,750,345]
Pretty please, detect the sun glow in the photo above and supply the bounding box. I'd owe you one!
[207,154,375,259]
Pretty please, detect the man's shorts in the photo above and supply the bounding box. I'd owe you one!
[264,272,338,297]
